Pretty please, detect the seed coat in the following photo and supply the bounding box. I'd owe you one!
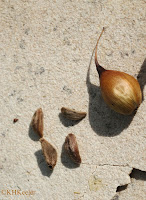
[40,138,57,170]
[61,107,86,120]
[31,108,44,138]
[64,133,81,164]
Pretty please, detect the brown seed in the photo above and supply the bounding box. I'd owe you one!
[61,107,86,120]
[40,138,57,170]
[31,108,44,138]
[13,118,18,123]
[64,133,81,164]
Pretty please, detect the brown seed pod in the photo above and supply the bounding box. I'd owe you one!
[95,28,142,115]
[61,107,86,120]
[31,108,44,138]
[64,133,81,164]
[40,138,57,170]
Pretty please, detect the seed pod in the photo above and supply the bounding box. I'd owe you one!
[95,28,142,115]
[61,107,86,120]
[40,138,57,170]
[64,133,81,164]
[31,108,43,138]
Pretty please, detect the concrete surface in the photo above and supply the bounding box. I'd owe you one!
[0,0,146,200]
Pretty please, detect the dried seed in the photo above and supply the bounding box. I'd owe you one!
[64,133,81,164]
[31,108,43,138]
[13,118,18,123]
[61,107,86,120]
[40,138,57,170]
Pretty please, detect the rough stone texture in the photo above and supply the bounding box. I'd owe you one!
[0,0,145,200]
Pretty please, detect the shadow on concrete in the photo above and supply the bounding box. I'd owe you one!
[61,142,80,169]
[28,123,40,141]
[34,150,53,177]
[86,48,145,137]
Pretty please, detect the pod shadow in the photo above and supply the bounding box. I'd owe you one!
[86,50,145,137]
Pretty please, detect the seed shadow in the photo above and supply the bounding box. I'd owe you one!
[86,50,145,137]
[29,123,40,141]
[34,150,53,177]
[61,142,80,169]
[58,113,81,127]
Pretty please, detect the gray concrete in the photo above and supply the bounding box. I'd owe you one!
[0,0,145,199]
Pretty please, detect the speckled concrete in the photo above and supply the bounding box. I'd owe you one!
[0,0,146,200]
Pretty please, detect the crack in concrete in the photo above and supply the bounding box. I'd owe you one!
[130,168,146,181]
[112,168,146,200]
[81,162,130,168]
[98,164,130,167]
